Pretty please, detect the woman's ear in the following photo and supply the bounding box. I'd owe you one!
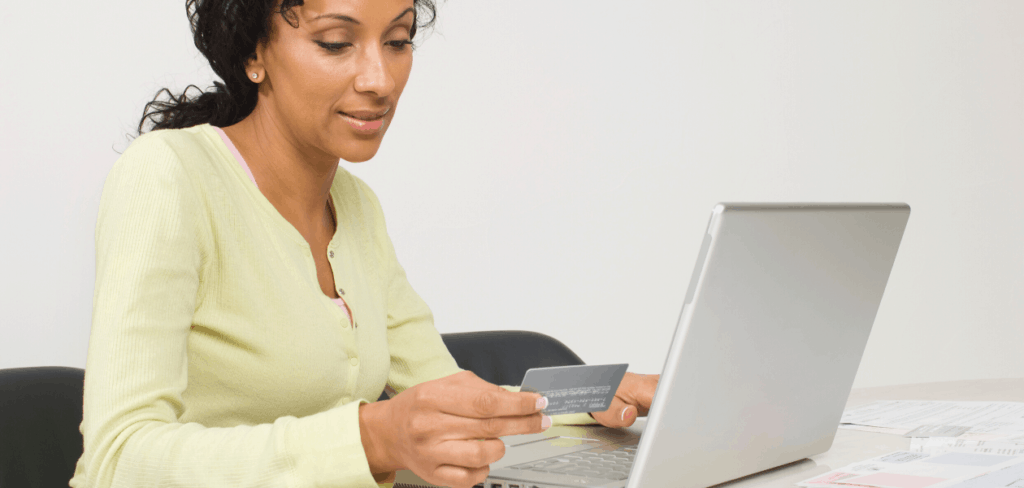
[244,52,264,83]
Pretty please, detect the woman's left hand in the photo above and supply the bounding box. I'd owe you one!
[588,372,660,428]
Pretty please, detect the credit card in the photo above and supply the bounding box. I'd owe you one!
[520,364,629,416]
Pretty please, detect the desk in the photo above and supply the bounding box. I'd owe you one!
[394,378,1024,488]
[716,377,1024,488]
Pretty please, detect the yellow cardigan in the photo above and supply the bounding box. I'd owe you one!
[70,123,597,488]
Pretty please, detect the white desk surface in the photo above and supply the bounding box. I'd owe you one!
[393,378,1024,488]
[713,377,1024,488]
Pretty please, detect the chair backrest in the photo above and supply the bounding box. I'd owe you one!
[0,366,84,488]
[441,330,587,386]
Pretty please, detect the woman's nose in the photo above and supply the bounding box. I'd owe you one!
[353,44,395,97]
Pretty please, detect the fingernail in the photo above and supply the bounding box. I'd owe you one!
[541,415,552,429]
[536,396,548,410]
[621,407,633,422]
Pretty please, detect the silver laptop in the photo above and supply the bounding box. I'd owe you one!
[397,203,911,488]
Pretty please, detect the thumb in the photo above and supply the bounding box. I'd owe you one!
[590,395,638,428]
[620,404,637,425]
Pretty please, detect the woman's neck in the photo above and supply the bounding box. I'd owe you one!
[221,108,338,236]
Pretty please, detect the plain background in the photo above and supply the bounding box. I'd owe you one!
[1,1,1021,389]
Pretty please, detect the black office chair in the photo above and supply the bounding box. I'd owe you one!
[0,366,85,488]
[0,330,585,488]
[440,330,587,386]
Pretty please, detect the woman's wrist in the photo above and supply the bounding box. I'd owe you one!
[358,401,403,476]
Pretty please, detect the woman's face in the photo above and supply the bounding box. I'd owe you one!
[251,0,416,163]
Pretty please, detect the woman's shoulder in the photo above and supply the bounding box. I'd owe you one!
[118,124,219,172]
[113,124,229,190]
[103,125,228,215]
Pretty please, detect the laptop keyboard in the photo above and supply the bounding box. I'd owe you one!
[506,444,637,481]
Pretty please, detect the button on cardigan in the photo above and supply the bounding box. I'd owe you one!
[71,123,597,488]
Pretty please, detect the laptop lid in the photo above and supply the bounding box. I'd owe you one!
[483,203,910,488]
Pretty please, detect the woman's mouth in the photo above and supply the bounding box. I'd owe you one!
[338,110,387,133]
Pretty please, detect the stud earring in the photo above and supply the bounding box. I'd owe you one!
[251,73,258,79]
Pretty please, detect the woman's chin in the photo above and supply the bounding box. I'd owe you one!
[336,143,382,163]
[327,123,387,163]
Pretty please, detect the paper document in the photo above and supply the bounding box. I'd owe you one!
[798,450,1024,488]
[910,437,1024,456]
[841,401,1024,440]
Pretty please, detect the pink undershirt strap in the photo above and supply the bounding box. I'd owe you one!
[213,125,354,328]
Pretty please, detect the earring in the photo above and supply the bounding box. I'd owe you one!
[251,73,259,80]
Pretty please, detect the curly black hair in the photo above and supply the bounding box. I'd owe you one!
[136,0,437,136]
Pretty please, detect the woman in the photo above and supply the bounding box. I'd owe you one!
[71,0,660,487]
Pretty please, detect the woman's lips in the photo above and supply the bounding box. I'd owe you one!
[339,111,385,133]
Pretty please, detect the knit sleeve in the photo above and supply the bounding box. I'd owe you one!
[72,134,381,488]
[354,180,463,397]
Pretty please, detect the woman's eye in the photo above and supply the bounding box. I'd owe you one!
[316,41,351,52]
[388,40,413,51]
[315,40,411,53]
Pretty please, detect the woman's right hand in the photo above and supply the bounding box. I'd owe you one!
[368,370,550,488]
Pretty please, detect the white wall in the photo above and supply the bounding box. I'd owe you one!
[1,1,1021,389]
